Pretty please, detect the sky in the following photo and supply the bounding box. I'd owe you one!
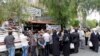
[87,10,100,22]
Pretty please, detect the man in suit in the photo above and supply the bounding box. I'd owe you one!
[90,29,99,52]
[71,29,80,53]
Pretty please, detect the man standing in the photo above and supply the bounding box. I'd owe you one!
[90,29,99,52]
[4,31,15,56]
[71,29,80,53]
[42,30,50,56]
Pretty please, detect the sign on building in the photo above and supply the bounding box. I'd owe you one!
[27,7,41,16]
[46,24,61,31]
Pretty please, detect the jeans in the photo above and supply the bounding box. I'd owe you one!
[22,46,29,56]
[8,47,15,56]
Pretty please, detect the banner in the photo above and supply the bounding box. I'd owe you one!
[46,24,61,31]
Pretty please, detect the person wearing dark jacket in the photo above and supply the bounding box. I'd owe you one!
[90,30,99,52]
[28,30,37,56]
[71,29,80,53]
[52,30,60,56]
[62,30,70,56]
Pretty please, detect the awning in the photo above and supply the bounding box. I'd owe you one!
[29,20,55,24]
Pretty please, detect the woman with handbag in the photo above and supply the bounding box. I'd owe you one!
[62,30,70,56]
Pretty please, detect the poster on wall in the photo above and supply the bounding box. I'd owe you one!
[46,24,61,31]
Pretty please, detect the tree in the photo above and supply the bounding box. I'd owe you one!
[40,0,78,28]
[86,19,97,28]
[0,0,30,25]
[77,0,93,28]
[78,0,100,28]
[70,19,80,27]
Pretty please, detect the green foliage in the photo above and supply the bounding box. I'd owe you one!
[40,0,78,28]
[0,0,30,24]
[86,19,97,28]
[77,0,100,27]
[70,19,79,27]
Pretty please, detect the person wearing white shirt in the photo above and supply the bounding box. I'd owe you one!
[42,30,50,56]
[43,32,50,43]
[20,33,29,56]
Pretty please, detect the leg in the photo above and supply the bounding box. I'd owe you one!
[32,46,37,56]
[86,37,88,45]
[22,46,25,56]
[25,46,28,56]
[80,40,82,49]
[81,40,85,49]
[11,47,15,56]
[38,48,42,56]
[94,42,99,52]
[45,43,49,56]
[74,43,79,53]
[8,48,11,56]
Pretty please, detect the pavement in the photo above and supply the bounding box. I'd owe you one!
[70,47,100,56]
[0,47,100,56]
[50,46,100,56]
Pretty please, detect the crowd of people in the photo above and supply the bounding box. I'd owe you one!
[4,27,100,56]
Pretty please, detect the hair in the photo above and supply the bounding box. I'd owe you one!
[53,30,57,36]
[8,31,12,35]
[64,30,68,33]
[75,29,78,32]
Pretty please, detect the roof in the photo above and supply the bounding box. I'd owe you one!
[29,20,55,24]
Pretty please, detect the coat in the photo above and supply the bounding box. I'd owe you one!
[62,32,70,56]
[52,33,60,56]
[70,32,80,53]
[90,32,99,52]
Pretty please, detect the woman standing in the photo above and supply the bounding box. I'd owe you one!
[52,30,60,56]
[62,30,70,56]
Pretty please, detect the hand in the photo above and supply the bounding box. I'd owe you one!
[42,45,45,48]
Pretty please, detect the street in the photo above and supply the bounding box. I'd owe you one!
[52,46,100,56]
[0,47,100,56]
[70,47,100,56]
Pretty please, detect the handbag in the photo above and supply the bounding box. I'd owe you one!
[70,43,75,49]
[65,36,69,41]
[88,41,93,47]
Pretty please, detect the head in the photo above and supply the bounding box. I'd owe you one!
[64,30,68,33]
[53,30,57,35]
[8,31,12,35]
[28,30,33,35]
[75,29,78,32]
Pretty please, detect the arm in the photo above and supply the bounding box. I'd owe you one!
[38,40,43,46]
[4,37,6,44]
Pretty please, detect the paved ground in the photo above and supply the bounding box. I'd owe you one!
[50,47,100,56]
[0,47,100,56]
[70,47,100,56]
